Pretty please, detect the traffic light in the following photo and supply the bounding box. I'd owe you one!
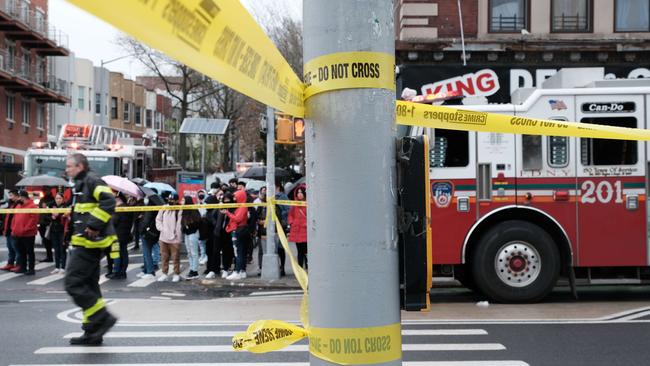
[396,135,432,311]
[293,118,305,141]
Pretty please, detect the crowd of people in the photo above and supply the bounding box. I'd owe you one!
[0,178,309,282]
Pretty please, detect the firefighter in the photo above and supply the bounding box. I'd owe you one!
[64,153,118,345]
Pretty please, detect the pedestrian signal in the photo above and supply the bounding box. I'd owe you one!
[293,118,305,141]
[396,135,432,311]
[276,117,294,143]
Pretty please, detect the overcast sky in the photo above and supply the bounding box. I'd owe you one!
[49,0,302,79]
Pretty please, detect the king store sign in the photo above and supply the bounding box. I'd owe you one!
[401,66,650,103]
[421,69,500,97]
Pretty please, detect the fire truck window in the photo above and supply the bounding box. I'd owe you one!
[135,159,144,178]
[580,117,638,166]
[429,129,469,168]
[548,136,569,168]
[522,135,542,171]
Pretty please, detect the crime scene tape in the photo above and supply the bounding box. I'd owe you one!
[0,202,265,214]
[66,0,304,117]
[303,52,396,99]
[395,100,650,141]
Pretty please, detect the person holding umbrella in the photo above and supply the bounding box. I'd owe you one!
[108,192,134,280]
[49,192,69,273]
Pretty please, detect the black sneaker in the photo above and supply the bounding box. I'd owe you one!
[186,271,199,280]
[69,333,103,345]
[24,270,35,275]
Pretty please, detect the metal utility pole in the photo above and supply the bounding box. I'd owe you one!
[262,105,279,279]
[304,1,400,365]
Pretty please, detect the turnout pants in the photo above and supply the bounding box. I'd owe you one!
[64,247,106,325]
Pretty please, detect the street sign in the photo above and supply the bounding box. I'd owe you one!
[176,171,205,203]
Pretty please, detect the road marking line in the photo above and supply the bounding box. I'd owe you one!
[34,343,505,354]
[0,262,54,282]
[616,310,650,321]
[403,329,488,336]
[19,299,68,303]
[61,329,488,339]
[99,264,138,285]
[150,296,171,300]
[10,363,530,366]
[249,290,304,296]
[27,273,65,285]
[161,292,186,297]
[127,270,161,288]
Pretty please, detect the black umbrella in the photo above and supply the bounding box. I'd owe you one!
[16,174,69,187]
[240,166,291,181]
[140,186,165,205]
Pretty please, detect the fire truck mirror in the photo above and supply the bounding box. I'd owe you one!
[396,135,433,311]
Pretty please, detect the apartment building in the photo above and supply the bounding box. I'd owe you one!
[0,0,68,185]
[396,0,650,102]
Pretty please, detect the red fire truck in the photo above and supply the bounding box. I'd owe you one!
[409,68,650,302]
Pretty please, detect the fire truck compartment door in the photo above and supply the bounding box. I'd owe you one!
[576,94,647,266]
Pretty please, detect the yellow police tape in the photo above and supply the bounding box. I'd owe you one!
[231,202,401,365]
[395,101,650,141]
[303,52,396,99]
[66,0,304,117]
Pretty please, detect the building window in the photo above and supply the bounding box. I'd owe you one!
[552,0,591,32]
[146,109,152,128]
[88,88,92,111]
[95,93,101,114]
[21,48,29,76]
[77,86,85,110]
[155,112,162,130]
[6,94,14,121]
[1,154,14,163]
[489,0,528,32]
[36,102,44,130]
[616,0,650,31]
[6,42,15,71]
[123,101,130,122]
[111,97,118,119]
[22,100,30,126]
[135,106,142,125]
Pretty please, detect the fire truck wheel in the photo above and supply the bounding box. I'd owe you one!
[471,220,560,303]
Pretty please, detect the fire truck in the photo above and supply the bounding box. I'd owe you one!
[24,124,180,186]
[409,68,650,302]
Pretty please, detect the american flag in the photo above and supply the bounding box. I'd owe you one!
[549,99,567,110]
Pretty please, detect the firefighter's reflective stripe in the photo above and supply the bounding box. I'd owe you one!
[93,185,113,201]
[71,234,117,249]
[74,203,98,213]
[82,298,105,323]
[109,242,120,259]
[90,207,111,223]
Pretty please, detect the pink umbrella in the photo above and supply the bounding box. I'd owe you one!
[102,175,143,198]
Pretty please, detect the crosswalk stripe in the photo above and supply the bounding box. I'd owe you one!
[0,262,54,283]
[63,329,489,339]
[99,264,139,285]
[128,270,162,288]
[10,363,529,366]
[35,343,506,354]
[27,272,65,285]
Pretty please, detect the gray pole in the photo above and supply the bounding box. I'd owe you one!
[262,105,279,279]
[304,1,400,366]
[201,135,206,173]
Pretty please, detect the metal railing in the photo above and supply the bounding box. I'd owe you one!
[552,14,589,32]
[0,0,69,49]
[490,14,526,32]
[0,48,69,97]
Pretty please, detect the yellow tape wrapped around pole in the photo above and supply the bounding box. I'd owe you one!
[396,101,650,141]
[66,0,304,116]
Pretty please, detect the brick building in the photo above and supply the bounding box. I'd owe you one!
[0,0,68,187]
[396,0,650,103]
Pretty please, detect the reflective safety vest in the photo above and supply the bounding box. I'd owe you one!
[70,171,118,254]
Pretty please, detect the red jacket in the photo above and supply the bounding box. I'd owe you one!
[11,200,39,237]
[225,190,249,233]
[288,186,307,243]
[2,200,17,236]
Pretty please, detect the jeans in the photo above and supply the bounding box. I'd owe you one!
[234,227,250,272]
[112,237,130,275]
[184,232,200,272]
[141,237,157,274]
[199,239,206,259]
[50,230,67,269]
[153,242,160,265]
[5,235,16,265]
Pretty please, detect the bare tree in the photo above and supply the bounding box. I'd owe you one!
[116,36,221,168]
